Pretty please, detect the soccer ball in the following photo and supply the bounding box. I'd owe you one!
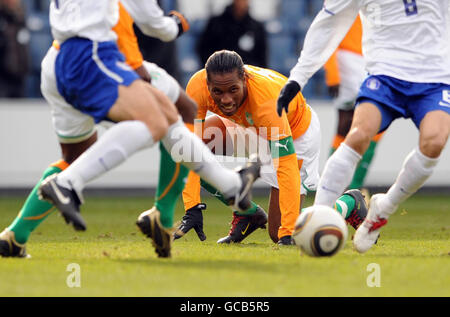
[292,205,348,257]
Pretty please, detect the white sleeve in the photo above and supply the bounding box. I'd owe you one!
[288,0,360,89]
[120,0,178,42]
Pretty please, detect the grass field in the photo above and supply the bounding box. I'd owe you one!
[0,193,449,297]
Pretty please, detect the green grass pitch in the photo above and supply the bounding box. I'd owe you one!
[0,193,448,297]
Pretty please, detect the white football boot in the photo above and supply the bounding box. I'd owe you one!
[353,194,392,253]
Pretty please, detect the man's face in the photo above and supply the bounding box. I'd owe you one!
[207,70,247,116]
[233,0,249,19]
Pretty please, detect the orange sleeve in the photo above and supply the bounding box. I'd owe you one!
[255,103,301,238]
[324,50,340,86]
[250,97,301,238]
[274,155,301,238]
[113,2,144,70]
[182,72,209,211]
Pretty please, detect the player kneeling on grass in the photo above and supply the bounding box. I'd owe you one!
[173,50,369,245]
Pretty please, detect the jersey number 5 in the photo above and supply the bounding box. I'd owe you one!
[443,90,450,104]
[403,0,418,16]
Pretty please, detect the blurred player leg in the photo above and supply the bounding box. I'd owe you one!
[1,46,98,256]
[0,161,69,257]
[154,143,190,228]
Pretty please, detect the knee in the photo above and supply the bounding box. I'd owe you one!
[345,127,373,154]
[149,84,180,125]
[420,132,448,158]
[149,118,169,141]
[165,106,180,126]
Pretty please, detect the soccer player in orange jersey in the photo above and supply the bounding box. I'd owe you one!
[175,50,330,245]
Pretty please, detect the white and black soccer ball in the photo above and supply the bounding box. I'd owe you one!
[292,205,348,257]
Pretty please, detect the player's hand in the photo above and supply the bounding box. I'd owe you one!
[169,10,190,38]
[173,203,207,241]
[328,85,340,98]
[277,80,301,117]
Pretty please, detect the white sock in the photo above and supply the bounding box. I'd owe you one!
[161,118,241,198]
[378,148,439,218]
[57,121,154,194]
[314,143,362,207]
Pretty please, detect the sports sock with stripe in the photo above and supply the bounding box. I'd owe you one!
[349,139,378,189]
[8,160,69,244]
[333,194,356,220]
[155,143,189,228]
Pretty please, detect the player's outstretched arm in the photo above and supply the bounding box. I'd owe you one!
[121,0,189,42]
[277,0,358,117]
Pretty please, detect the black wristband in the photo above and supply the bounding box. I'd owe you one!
[169,14,183,37]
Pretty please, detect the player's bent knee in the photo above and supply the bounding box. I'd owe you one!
[420,134,448,158]
[148,119,169,141]
[149,85,180,125]
[344,128,373,154]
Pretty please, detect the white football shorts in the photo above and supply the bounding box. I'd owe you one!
[40,46,181,144]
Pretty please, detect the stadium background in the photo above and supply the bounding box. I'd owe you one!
[0,0,449,193]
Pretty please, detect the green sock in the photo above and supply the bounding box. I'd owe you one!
[349,140,378,189]
[333,194,356,220]
[199,179,258,216]
[8,165,63,244]
[155,144,189,228]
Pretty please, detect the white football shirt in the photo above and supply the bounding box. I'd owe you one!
[50,0,178,44]
[50,0,120,43]
[289,0,450,87]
